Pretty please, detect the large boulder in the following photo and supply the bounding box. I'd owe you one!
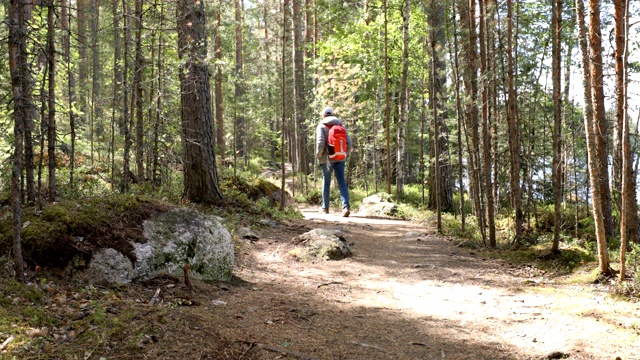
[85,208,234,284]
[357,194,398,217]
[289,228,352,261]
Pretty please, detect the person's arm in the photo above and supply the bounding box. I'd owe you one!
[315,124,326,159]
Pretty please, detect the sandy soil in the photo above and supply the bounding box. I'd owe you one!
[210,206,640,360]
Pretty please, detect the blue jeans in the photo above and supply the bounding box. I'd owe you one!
[321,161,350,210]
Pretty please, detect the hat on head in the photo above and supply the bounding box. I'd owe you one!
[322,106,334,116]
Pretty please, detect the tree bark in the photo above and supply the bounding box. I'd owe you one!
[576,0,610,275]
[588,0,614,242]
[90,0,101,163]
[551,0,563,252]
[614,0,632,279]
[47,0,56,202]
[122,0,132,191]
[383,0,391,194]
[428,0,453,214]
[215,0,225,160]
[235,0,246,165]
[450,1,465,232]
[8,0,28,281]
[293,0,307,176]
[396,0,409,199]
[460,0,486,243]
[134,0,145,181]
[506,0,523,242]
[177,0,223,203]
[478,0,495,246]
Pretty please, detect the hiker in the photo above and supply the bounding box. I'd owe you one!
[315,106,352,217]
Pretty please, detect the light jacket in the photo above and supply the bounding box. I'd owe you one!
[315,116,352,164]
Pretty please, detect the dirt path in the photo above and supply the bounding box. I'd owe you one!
[216,207,640,360]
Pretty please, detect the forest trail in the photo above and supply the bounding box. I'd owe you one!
[219,207,640,360]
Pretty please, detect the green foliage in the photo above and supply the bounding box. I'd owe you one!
[613,243,640,300]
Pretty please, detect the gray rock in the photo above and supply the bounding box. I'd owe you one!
[403,231,424,238]
[134,208,234,282]
[357,195,398,217]
[290,228,351,261]
[236,227,259,240]
[259,218,279,227]
[85,248,133,284]
[84,207,234,284]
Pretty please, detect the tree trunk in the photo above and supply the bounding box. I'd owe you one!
[77,0,87,128]
[122,0,132,191]
[235,0,245,165]
[383,0,391,194]
[396,0,409,199]
[293,0,306,176]
[90,0,101,163]
[152,2,165,187]
[111,0,122,189]
[588,0,614,242]
[134,0,145,181]
[506,0,523,242]
[479,0,495,246]
[576,0,610,275]
[177,0,223,203]
[460,0,486,243]
[551,0,563,252]
[47,0,56,202]
[615,0,632,280]
[62,0,77,188]
[450,1,465,232]
[215,0,225,160]
[8,0,28,281]
[280,0,288,210]
[427,0,453,214]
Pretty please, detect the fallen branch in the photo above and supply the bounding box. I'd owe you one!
[237,340,319,360]
[316,281,344,289]
[350,341,385,352]
[183,263,192,290]
[1,335,14,351]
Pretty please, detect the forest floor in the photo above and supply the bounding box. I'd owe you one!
[3,205,640,359]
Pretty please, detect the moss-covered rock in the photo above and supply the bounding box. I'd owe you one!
[133,208,234,282]
[290,228,352,261]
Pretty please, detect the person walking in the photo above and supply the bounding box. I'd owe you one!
[316,106,352,217]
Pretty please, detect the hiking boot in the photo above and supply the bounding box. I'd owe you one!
[341,208,350,217]
[319,207,329,214]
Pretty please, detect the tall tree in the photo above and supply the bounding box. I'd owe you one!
[214,0,225,160]
[615,0,631,279]
[134,0,145,181]
[577,0,610,275]
[588,0,613,242]
[280,0,288,210]
[478,0,495,246]
[292,0,306,176]
[111,0,123,189]
[122,0,132,191]
[46,0,56,201]
[8,0,30,280]
[235,0,246,166]
[177,0,223,203]
[460,0,486,243]
[383,0,391,194]
[62,0,77,188]
[396,0,409,199]
[90,0,101,164]
[450,1,465,232]
[506,0,523,242]
[551,0,563,252]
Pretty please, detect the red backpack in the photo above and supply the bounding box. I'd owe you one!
[326,124,348,161]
